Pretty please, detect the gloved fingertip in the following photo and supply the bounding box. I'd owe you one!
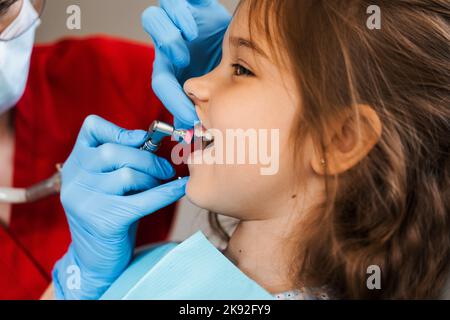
[173,53,190,69]
[169,176,189,191]
[159,158,176,178]
[176,110,199,129]
[174,115,199,130]
[165,176,189,189]
[166,165,177,179]
[141,6,158,30]
[176,176,190,186]
[184,114,200,127]
[177,177,190,190]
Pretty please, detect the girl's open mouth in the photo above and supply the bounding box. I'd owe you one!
[203,137,214,150]
[194,123,214,150]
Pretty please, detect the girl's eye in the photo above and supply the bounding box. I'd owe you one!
[232,64,254,77]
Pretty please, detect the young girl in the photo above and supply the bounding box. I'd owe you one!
[51,0,449,300]
[182,0,450,299]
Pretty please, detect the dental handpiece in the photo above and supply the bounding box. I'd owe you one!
[140,120,212,153]
[141,121,192,153]
[0,120,212,204]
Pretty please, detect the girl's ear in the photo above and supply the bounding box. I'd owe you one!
[311,105,382,175]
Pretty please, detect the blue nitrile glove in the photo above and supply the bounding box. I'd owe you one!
[142,0,232,129]
[52,115,188,300]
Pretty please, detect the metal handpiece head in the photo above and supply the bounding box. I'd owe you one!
[141,121,175,153]
[140,120,214,153]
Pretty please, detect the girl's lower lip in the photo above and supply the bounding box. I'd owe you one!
[188,140,215,165]
[202,138,214,150]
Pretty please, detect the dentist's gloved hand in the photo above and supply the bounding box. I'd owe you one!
[142,0,231,128]
[52,115,188,300]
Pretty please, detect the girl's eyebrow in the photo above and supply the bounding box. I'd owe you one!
[229,36,268,59]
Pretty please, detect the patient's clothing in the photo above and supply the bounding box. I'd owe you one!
[102,231,275,300]
[273,288,332,300]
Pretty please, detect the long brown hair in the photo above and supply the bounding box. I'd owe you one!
[210,0,450,299]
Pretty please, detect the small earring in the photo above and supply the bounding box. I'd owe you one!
[320,158,327,166]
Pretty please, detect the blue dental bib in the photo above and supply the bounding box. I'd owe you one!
[101,231,275,300]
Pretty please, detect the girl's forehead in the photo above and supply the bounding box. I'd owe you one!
[228,6,273,58]
[229,4,251,39]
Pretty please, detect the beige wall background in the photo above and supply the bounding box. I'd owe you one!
[36,0,239,44]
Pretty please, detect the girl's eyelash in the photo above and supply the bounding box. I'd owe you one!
[231,63,255,77]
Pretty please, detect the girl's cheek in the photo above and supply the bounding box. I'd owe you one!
[211,87,265,129]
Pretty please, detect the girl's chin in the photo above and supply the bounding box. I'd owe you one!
[185,179,212,210]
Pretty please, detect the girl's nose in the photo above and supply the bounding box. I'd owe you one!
[183,76,210,112]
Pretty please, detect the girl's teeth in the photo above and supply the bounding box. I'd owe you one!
[194,123,214,142]
[194,125,204,140]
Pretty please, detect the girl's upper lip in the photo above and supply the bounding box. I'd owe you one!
[193,106,215,142]
[194,106,211,128]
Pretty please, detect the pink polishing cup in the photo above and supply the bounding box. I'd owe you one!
[183,129,195,144]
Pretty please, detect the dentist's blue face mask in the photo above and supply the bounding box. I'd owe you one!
[0,0,40,114]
